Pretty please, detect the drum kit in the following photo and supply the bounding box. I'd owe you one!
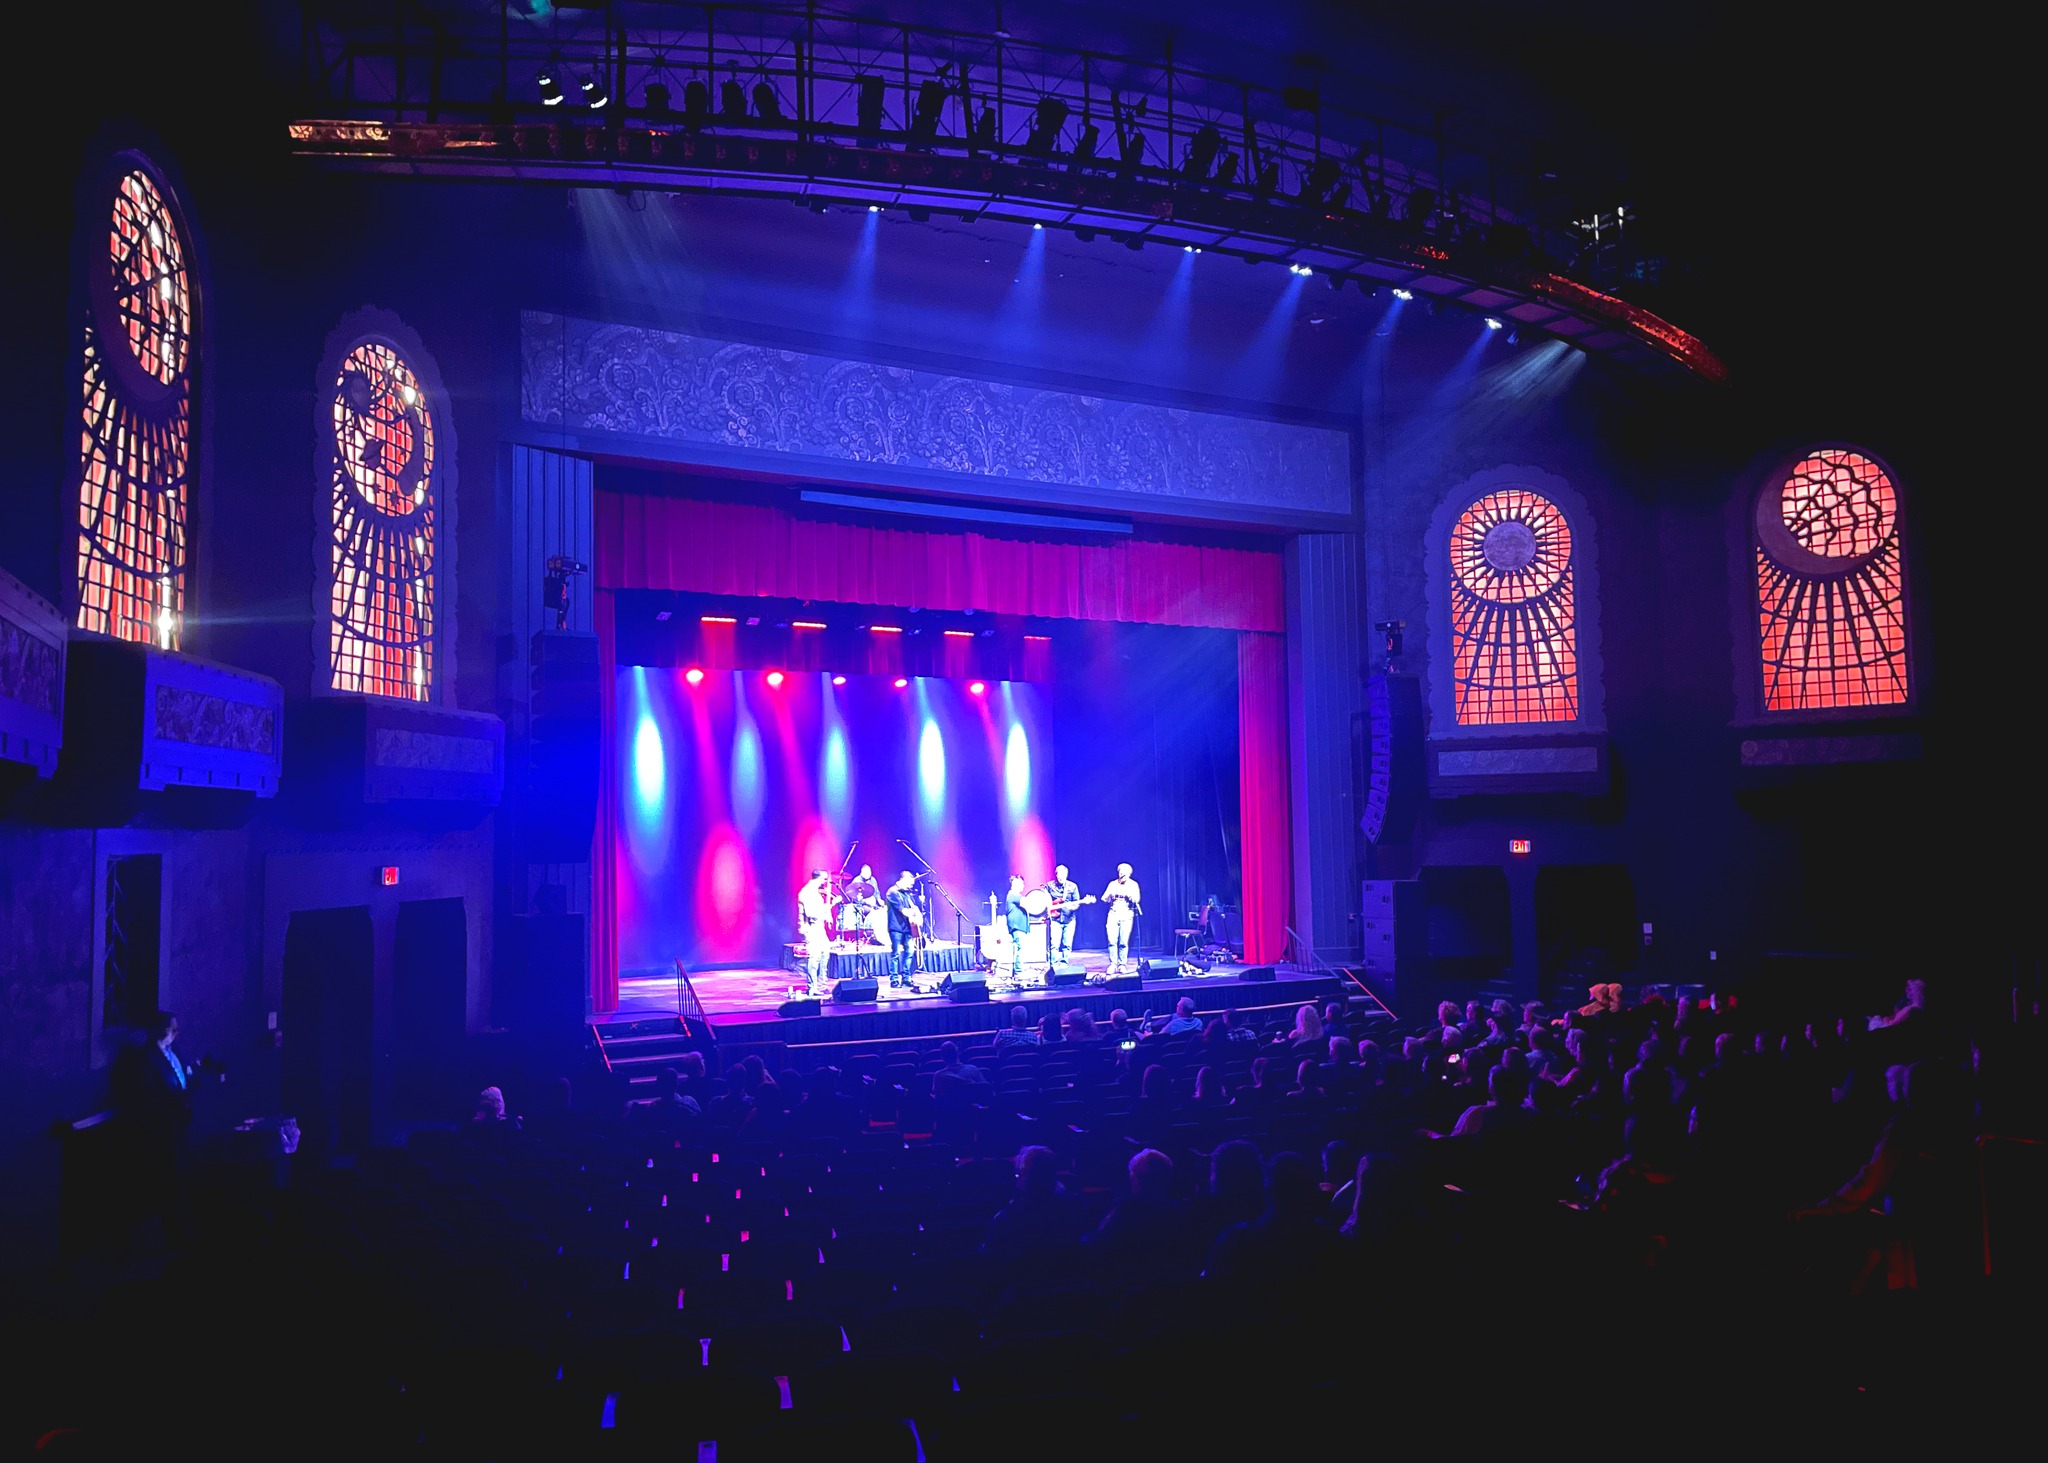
[824,872,898,951]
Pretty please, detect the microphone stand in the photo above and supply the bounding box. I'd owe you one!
[897,838,968,949]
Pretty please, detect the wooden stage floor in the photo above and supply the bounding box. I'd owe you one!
[613,952,1346,1052]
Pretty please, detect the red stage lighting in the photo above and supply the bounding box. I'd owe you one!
[892,677,909,689]
[684,666,706,686]
[968,680,986,696]
[831,675,847,686]
[765,670,785,688]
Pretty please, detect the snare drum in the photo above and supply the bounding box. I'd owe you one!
[1020,887,1052,918]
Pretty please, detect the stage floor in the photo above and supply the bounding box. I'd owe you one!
[612,951,1346,1053]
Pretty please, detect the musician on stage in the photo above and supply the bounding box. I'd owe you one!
[885,870,921,989]
[1044,863,1082,965]
[847,864,881,909]
[1102,862,1143,974]
[798,869,835,995]
[1004,874,1034,987]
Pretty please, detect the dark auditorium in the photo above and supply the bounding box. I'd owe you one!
[0,2,2023,1457]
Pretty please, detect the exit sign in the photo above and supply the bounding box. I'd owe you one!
[380,866,400,886]
[1508,839,1531,855]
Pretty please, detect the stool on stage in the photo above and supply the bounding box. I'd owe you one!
[1172,921,1199,957]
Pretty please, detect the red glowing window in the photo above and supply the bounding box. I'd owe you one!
[1449,488,1578,725]
[76,166,193,649]
[330,341,437,699]
[1755,449,1909,713]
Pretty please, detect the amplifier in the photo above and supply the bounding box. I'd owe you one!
[776,997,822,1018]
[1047,964,1086,987]
[944,974,990,1003]
[1145,958,1180,980]
[832,977,880,1004]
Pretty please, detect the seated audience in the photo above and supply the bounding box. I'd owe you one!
[996,1004,1042,1048]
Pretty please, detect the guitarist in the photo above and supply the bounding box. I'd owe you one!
[1043,863,1087,965]
[885,870,923,989]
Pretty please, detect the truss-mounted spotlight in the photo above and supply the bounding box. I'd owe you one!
[1075,227,1096,242]
[582,73,610,109]
[1506,328,1521,345]
[1391,287,1414,301]
[538,67,565,106]
[1484,316,1504,331]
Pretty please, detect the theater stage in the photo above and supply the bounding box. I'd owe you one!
[612,952,1348,1054]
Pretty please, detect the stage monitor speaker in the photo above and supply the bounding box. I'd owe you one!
[1145,958,1179,980]
[945,974,990,1003]
[776,997,822,1018]
[1361,673,1423,846]
[1048,964,1085,987]
[1102,973,1144,993]
[832,977,879,1004]
[1238,964,1277,982]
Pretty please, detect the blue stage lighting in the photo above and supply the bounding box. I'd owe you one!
[1033,222,1044,229]
[1391,287,1414,300]
[868,205,880,213]
[632,715,665,811]
[1485,316,1504,330]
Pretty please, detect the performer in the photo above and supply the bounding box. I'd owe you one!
[847,863,881,909]
[1043,863,1082,964]
[1004,874,1034,987]
[1102,862,1143,973]
[798,869,835,994]
[885,870,922,989]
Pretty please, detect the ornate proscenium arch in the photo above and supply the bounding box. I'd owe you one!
[288,3,1722,381]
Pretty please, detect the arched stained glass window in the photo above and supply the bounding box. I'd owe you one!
[330,341,437,698]
[77,165,193,649]
[1450,487,1579,725]
[1755,448,1909,712]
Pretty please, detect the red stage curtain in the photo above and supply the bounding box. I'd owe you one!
[591,589,621,1014]
[1237,631,1292,966]
[596,491,1284,633]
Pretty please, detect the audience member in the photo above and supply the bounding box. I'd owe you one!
[996,1004,1042,1048]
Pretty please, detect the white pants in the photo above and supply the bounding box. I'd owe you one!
[1106,906,1135,968]
[802,921,831,988]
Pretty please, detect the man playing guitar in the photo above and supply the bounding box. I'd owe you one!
[798,869,835,995]
[884,870,923,989]
[1042,863,1094,965]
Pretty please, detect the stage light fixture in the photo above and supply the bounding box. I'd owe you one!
[792,620,827,630]
[831,675,847,686]
[1485,316,1504,330]
[684,667,706,686]
[942,629,975,640]
[892,677,909,689]
[969,681,987,696]
[701,615,738,625]
[1298,266,1312,277]
[538,68,564,106]
[1506,328,1521,345]
[582,73,610,108]
[1391,287,1414,300]
[1075,228,1096,242]
[868,204,880,213]
[870,625,903,635]
[1033,222,1044,229]
[765,671,785,688]
[654,610,672,622]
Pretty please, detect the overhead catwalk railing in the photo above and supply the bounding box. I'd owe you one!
[290,1,1722,381]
